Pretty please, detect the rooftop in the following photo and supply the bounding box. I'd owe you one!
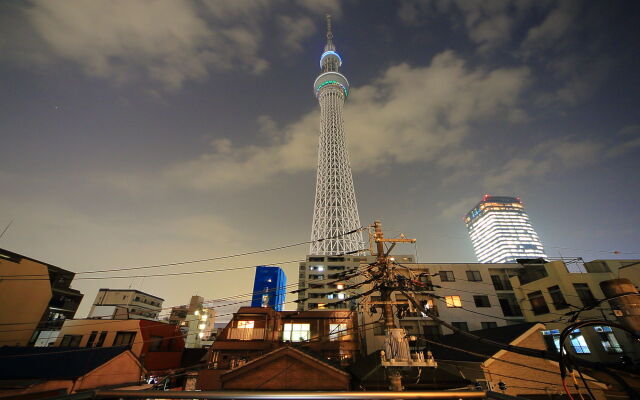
[98,288,164,301]
[0,346,132,380]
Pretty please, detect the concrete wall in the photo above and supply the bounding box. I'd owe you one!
[0,255,52,346]
[510,260,640,364]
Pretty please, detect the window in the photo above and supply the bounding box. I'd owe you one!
[329,323,347,341]
[569,329,590,354]
[541,329,561,352]
[60,335,82,347]
[594,326,623,353]
[148,335,163,352]
[573,283,597,307]
[445,296,462,308]
[418,274,434,290]
[283,323,311,342]
[238,320,255,329]
[547,285,569,309]
[466,271,482,282]
[451,322,469,331]
[95,331,108,347]
[86,331,98,347]
[527,290,550,315]
[491,275,512,290]
[439,271,455,282]
[113,331,136,346]
[473,295,491,308]
[481,322,498,329]
[422,325,441,338]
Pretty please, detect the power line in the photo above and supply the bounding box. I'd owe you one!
[0,259,305,281]
[1,227,367,278]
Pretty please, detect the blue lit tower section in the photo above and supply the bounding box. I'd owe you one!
[309,14,365,255]
[464,195,547,263]
[250,266,286,311]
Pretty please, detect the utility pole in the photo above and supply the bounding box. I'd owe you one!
[370,220,435,392]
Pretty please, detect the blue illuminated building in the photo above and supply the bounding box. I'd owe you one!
[251,266,286,311]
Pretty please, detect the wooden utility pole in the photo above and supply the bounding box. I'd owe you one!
[371,220,424,391]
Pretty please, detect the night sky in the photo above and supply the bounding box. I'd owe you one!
[1,1,639,318]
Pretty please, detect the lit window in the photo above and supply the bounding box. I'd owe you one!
[318,266,324,272]
[329,323,347,341]
[199,323,206,330]
[327,294,334,299]
[445,296,462,308]
[238,320,254,329]
[336,284,344,290]
[201,315,208,321]
[569,329,591,354]
[337,293,345,299]
[283,323,311,342]
[594,326,623,353]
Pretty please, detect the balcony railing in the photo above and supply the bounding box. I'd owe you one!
[225,328,265,341]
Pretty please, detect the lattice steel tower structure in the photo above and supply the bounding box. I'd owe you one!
[309,15,364,255]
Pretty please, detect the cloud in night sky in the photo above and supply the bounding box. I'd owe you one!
[8,0,340,90]
[166,51,530,190]
[1,0,638,315]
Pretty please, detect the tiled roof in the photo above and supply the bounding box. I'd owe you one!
[0,346,132,380]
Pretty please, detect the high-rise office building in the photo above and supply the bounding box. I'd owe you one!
[251,266,286,311]
[309,15,364,255]
[465,195,547,263]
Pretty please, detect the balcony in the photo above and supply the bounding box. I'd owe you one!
[225,328,265,341]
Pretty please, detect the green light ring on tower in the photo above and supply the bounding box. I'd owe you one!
[316,80,348,97]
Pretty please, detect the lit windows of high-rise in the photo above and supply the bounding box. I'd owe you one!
[465,195,547,264]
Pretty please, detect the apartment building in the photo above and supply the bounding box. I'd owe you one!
[297,254,415,311]
[88,288,163,320]
[53,318,184,371]
[205,307,360,370]
[0,248,83,347]
[359,262,525,355]
[509,259,640,365]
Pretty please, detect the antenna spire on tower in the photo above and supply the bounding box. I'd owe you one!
[326,14,333,41]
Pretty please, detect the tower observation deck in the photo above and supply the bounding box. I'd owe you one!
[309,15,365,255]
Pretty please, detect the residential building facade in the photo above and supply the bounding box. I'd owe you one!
[88,288,163,320]
[297,254,415,311]
[465,195,547,263]
[53,318,184,371]
[359,262,525,355]
[250,265,286,311]
[204,307,360,372]
[509,259,640,365]
[0,248,83,347]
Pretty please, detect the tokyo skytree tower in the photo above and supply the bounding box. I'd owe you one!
[309,15,365,255]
